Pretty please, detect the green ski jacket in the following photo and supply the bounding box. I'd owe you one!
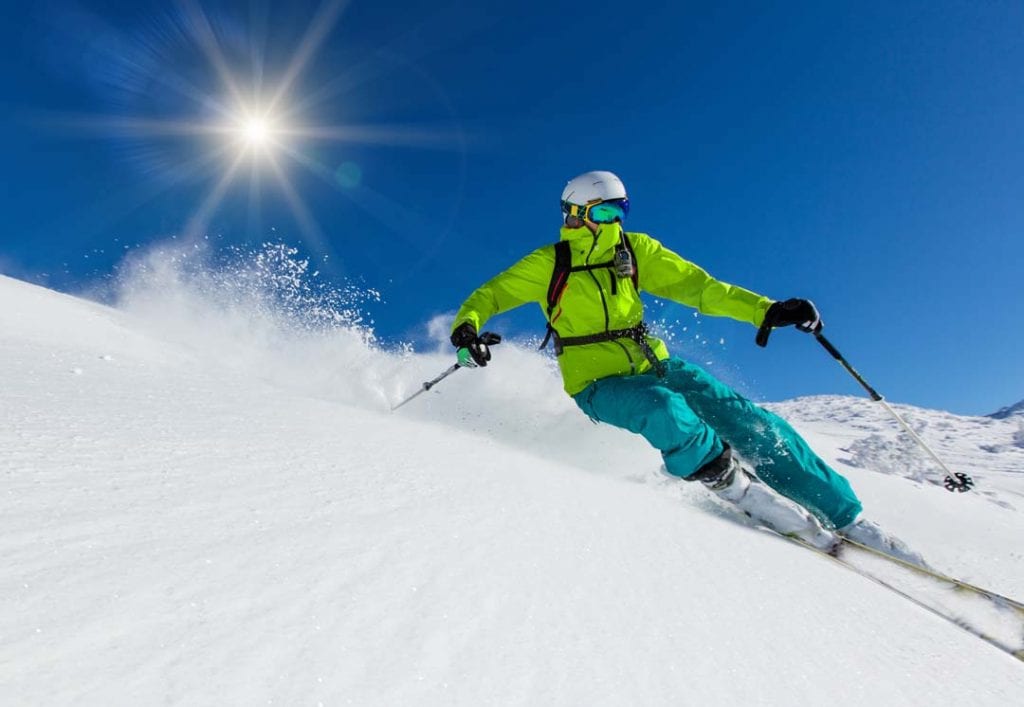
[452,222,773,396]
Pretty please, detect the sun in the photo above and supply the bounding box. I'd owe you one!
[236,112,278,152]
[243,117,270,146]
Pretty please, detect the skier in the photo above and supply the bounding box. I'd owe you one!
[450,170,923,563]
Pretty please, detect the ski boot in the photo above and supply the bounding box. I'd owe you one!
[838,518,928,568]
[692,446,838,552]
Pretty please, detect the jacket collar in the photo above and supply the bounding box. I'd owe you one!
[558,221,622,256]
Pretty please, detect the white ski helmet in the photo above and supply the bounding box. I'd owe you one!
[561,170,628,211]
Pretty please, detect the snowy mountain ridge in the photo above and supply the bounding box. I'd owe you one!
[990,398,1024,419]
[768,395,1024,497]
[2,265,1023,705]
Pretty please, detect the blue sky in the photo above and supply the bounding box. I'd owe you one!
[1,0,1022,415]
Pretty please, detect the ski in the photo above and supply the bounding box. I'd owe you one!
[839,536,1024,614]
[768,530,1024,662]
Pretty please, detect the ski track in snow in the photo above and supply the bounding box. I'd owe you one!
[2,271,1023,705]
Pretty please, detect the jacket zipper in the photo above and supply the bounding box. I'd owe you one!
[585,235,636,372]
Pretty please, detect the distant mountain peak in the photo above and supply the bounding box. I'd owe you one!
[989,399,1024,419]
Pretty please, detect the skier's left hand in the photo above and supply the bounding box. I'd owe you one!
[762,298,821,333]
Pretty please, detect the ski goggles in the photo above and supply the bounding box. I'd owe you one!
[562,198,630,224]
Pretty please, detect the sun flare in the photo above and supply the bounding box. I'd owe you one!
[57,0,464,252]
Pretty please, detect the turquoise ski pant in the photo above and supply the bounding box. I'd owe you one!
[573,357,862,528]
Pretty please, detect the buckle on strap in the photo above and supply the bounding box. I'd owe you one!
[552,323,666,377]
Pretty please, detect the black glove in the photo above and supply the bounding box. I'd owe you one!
[763,298,821,332]
[450,323,493,367]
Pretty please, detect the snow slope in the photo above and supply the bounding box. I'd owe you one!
[2,266,1023,705]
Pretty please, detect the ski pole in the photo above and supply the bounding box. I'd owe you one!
[757,321,974,492]
[390,363,462,411]
[390,332,502,411]
[810,330,973,492]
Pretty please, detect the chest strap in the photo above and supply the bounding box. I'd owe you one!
[553,322,666,377]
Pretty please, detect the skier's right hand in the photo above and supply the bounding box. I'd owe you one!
[451,323,493,368]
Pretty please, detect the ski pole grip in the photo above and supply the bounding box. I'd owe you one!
[755,321,773,348]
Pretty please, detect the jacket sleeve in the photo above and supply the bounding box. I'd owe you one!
[451,246,553,334]
[629,232,773,327]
